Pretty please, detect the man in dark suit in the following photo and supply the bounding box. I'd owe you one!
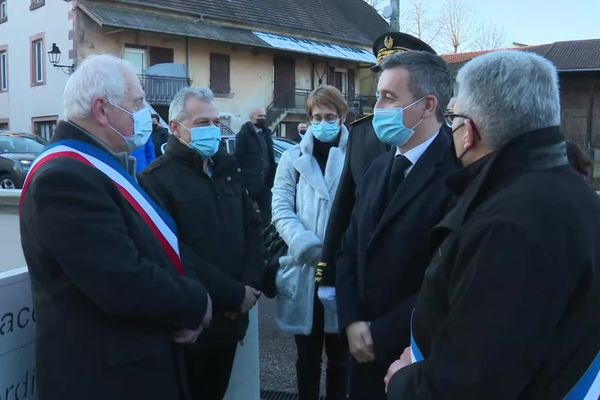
[234,107,276,224]
[316,32,437,288]
[335,51,456,399]
[19,54,211,400]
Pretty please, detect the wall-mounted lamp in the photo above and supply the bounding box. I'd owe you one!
[47,43,74,74]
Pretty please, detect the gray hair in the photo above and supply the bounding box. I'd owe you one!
[455,50,560,150]
[380,51,453,122]
[63,54,138,119]
[169,87,215,122]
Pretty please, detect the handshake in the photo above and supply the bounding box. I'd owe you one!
[173,285,261,344]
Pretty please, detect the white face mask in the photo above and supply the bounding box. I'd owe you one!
[107,101,153,152]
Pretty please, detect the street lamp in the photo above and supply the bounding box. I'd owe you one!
[47,43,74,74]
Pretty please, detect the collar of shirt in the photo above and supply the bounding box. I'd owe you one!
[395,130,439,176]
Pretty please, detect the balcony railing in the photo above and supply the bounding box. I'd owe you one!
[139,74,191,105]
[285,88,377,115]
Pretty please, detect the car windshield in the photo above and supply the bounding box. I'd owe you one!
[0,136,45,154]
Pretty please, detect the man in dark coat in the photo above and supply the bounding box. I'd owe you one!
[19,54,211,400]
[316,32,437,288]
[234,106,276,224]
[139,87,264,400]
[335,51,457,399]
[151,113,170,157]
[386,51,600,400]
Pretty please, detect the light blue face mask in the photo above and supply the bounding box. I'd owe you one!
[372,97,425,147]
[107,102,153,152]
[311,119,340,143]
[180,123,221,158]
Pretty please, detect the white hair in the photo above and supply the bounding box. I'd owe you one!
[63,54,138,120]
[169,87,215,122]
[456,50,560,150]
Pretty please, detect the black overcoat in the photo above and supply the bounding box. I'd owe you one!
[140,137,264,342]
[388,127,600,399]
[19,121,209,400]
[336,131,457,369]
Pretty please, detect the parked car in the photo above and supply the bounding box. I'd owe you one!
[220,135,296,164]
[160,135,296,165]
[0,132,47,189]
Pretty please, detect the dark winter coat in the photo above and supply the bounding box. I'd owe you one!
[140,136,264,342]
[19,121,209,400]
[234,121,276,197]
[388,127,600,399]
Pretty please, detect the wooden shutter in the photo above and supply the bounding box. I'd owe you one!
[348,69,356,98]
[327,66,335,86]
[210,54,230,94]
[149,47,174,66]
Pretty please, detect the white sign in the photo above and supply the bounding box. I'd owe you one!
[0,267,37,400]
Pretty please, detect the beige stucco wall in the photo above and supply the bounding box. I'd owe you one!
[76,11,375,132]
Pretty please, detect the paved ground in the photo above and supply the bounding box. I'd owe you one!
[259,296,297,393]
[259,296,327,396]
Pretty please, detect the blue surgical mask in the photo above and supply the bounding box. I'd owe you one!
[107,102,153,152]
[180,123,221,159]
[311,119,340,143]
[372,97,425,147]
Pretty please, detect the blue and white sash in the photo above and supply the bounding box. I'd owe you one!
[21,139,185,275]
[409,311,600,399]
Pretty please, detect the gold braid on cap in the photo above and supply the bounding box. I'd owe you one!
[376,36,411,64]
[376,46,411,64]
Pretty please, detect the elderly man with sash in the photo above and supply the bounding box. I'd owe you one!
[19,54,211,400]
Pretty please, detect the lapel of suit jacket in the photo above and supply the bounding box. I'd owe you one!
[369,132,449,244]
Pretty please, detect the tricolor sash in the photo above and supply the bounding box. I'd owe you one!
[20,139,185,276]
[409,311,600,399]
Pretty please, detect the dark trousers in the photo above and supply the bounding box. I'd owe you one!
[252,188,272,226]
[184,339,238,400]
[294,296,349,400]
[348,358,387,400]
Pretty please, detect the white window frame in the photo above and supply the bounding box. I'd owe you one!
[0,51,7,91]
[123,47,147,76]
[34,40,44,83]
[0,1,6,20]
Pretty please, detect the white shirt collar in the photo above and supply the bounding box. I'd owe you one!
[395,130,439,175]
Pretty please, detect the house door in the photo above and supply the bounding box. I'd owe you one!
[274,57,295,108]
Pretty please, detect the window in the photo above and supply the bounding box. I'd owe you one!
[30,34,45,86]
[30,0,45,11]
[0,1,7,22]
[123,47,147,75]
[210,53,230,94]
[32,116,57,141]
[0,49,6,92]
[0,119,8,130]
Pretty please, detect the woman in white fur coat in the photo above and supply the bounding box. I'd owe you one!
[271,85,350,400]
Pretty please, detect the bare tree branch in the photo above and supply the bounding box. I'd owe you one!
[439,0,477,53]
[473,22,507,50]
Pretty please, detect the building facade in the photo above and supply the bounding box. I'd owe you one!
[0,0,389,139]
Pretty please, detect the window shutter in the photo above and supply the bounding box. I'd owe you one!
[327,66,335,86]
[210,54,230,94]
[348,69,356,98]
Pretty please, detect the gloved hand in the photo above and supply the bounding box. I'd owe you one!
[300,245,322,266]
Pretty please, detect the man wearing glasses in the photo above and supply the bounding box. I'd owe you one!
[139,87,264,400]
[385,51,600,400]
[335,51,457,399]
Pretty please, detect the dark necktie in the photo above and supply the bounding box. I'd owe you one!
[387,154,412,202]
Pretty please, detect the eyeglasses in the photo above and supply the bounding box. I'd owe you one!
[444,112,472,128]
[311,114,339,124]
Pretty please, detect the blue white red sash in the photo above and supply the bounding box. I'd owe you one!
[409,311,599,399]
[20,139,185,276]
